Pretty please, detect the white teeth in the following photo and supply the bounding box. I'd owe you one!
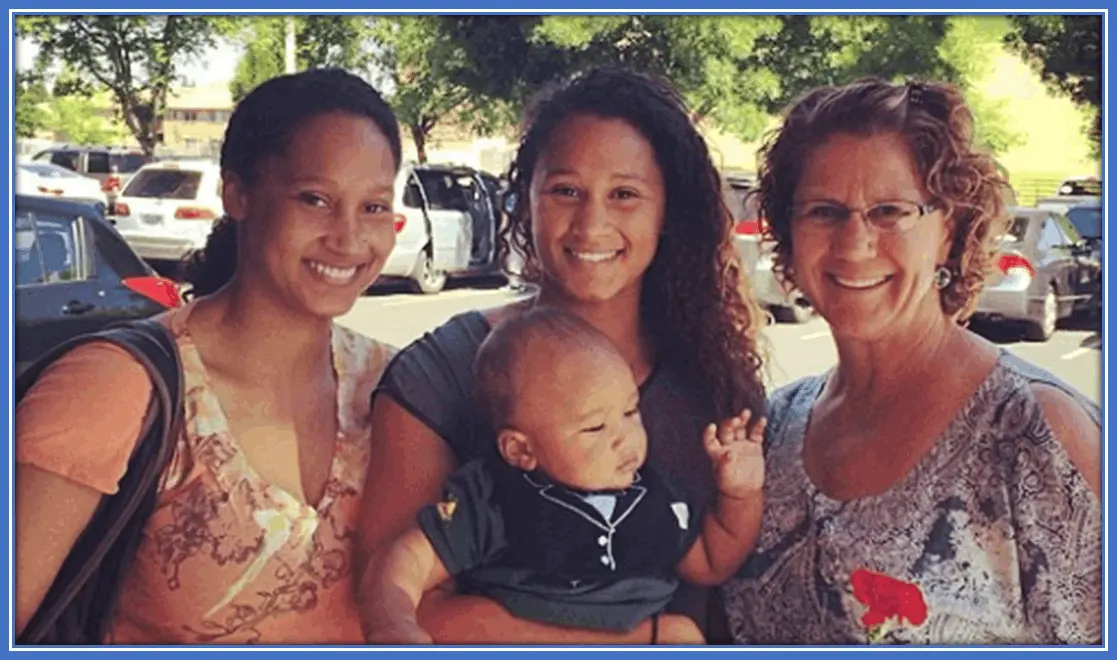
[833,275,888,289]
[570,249,621,263]
[309,261,359,284]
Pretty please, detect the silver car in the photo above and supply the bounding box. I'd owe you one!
[725,176,813,323]
[973,208,1101,341]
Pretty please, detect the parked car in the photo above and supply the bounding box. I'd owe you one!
[1035,175,1102,215]
[32,144,152,197]
[14,194,177,376]
[15,162,108,211]
[725,174,813,323]
[109,160,224,273]
[379,163,504,294]
[972,208,1101,341]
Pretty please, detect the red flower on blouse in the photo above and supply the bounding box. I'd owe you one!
[850,568,928,629]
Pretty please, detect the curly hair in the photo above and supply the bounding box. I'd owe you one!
[755,77,1012,321]
[499,67,768,419]
[181,68,402,299]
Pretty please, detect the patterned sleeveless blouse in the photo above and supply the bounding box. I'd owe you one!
[722,351,1102,645]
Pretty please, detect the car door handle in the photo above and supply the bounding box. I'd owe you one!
[62,300,95,315]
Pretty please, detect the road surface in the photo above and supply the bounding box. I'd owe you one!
[339,284,1102,404]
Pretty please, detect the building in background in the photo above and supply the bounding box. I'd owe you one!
[158,83,234,157]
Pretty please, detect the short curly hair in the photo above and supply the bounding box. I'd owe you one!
[500,67,768,419]
[755,77,1012,321]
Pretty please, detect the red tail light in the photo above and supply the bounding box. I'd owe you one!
[735,220,762,235]
[733,217,769,236]
[102,176,122,193]
[37,186,64,197]
[112,202,131,217]
[123,276,182,308]
[175,207,217,220]
[998,254,1036,277]
[393,213,406,233]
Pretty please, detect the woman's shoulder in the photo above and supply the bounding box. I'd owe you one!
[382,310,491,384]
[332,323,398,378]
[994,350,1101,427]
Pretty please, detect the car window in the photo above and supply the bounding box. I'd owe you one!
[1038,217,1067,250]
[1052,214,1084,243]
[402,175,424,209]
[14,210,45,286]
[86,151,111,174]
[14,210,82,284]
[1066,206,1103,239]
[416,171,468,212]
[1001,216,1031,243]
[49,150,81,172]
[88,218,150,280]
[110,153,149,173]
[123,169,203,199]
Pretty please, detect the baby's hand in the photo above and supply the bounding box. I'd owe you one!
[702,409,766,500]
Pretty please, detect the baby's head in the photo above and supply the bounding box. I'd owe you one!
[474,307,648,491]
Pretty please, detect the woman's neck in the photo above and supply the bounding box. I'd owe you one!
[534,284,654,382]
[827,312,970,407]
[190,278,334,382]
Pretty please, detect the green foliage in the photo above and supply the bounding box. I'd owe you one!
[442,16,987,146]
[939,16,1024,154]
[16,15,232,154]
[1005,15,1102,158]
[15,70,49,138]
[47,94,130,145]
[368,16,496,162]
[228,16,376,104]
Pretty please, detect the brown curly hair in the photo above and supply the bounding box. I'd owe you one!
[755,77,1012,321]
[499,67,768,419]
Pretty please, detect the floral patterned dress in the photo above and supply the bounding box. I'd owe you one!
[721,352,1102,645]
[17,302,394,643]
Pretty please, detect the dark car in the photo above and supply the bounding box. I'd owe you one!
[15,195,177,376]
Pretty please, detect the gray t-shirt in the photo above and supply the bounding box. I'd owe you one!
[377,310,720,631]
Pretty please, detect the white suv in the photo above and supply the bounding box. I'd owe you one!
[110,160,224,267]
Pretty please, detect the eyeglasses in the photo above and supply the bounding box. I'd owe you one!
[791,199,939,235]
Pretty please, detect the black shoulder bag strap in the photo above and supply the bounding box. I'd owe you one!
[16,318,184,645]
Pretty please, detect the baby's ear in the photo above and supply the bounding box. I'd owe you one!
[497,428,537,471]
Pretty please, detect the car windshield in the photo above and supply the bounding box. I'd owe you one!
[1066,206,1102,239]
[123,169,202,199]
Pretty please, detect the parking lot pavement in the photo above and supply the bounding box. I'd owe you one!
[339,286,1103,405]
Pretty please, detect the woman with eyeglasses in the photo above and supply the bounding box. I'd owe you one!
[720,78,1101,645]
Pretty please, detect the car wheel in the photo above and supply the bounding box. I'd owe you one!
[411,249,447,295]
[771,301,813,324]
[1023,285,1058,342]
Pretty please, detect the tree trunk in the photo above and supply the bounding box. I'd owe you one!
[410,122,428,164]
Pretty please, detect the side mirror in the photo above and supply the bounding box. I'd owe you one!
[501,190,518,216]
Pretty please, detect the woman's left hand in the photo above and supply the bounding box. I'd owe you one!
[703,409,766,499]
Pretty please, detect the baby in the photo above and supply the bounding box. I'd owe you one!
[361,308,766,644]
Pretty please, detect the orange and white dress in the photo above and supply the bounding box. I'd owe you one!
[16,302,394,644]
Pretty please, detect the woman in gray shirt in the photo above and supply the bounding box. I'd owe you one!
[356,67,769,644]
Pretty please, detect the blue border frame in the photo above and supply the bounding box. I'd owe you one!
[4,6,1110,658]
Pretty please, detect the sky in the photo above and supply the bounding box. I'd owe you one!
[16,38,243,87]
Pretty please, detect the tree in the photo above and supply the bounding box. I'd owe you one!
[15,70,49,139]
[46,94,130,145]
[1005,15,1102,157]
[368,16,490,163]
[16,16,232,155]
[442,16,998,148]
[228,16,376,103]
